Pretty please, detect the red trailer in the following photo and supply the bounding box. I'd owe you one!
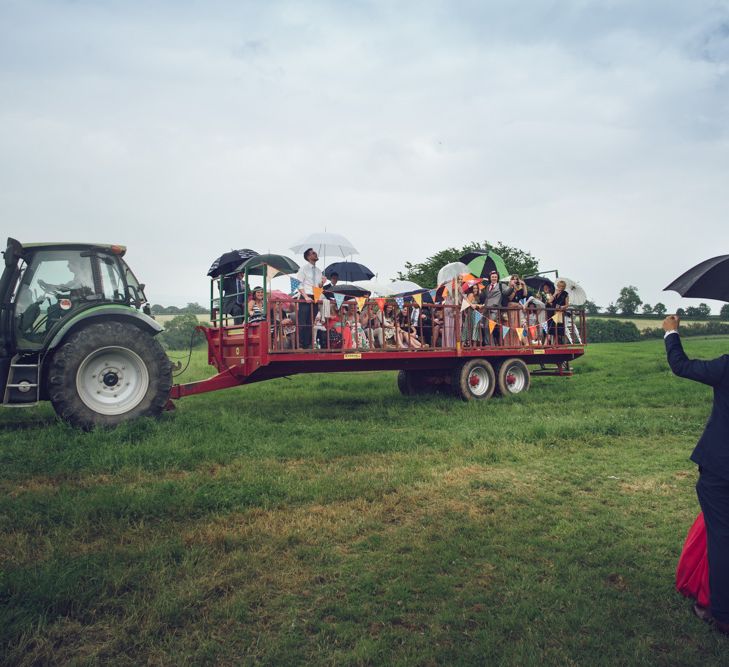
[170,299,586,402]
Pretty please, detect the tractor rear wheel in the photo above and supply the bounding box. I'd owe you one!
[48,322,172,429]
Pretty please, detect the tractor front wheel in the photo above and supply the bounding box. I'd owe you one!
[48,322,172,429]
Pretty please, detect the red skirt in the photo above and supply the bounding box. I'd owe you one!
[676,512,710,608]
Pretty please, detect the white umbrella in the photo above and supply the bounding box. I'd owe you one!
[557,276,587,306]
[437,262,470,286]
[354,279,421,297]
[290,232,358,259]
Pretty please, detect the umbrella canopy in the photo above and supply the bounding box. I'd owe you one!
[269,290,295,304]
[556,276,587,306]
[324,261,374,282]
[400,288,436,304]
[524,275,555,292]
[290,232,358,259]
[354,279,421,297]
[437,262,470,286]
[235,253,300,277]
[207,248,259,278]
[326,283,371,298]
[463,251,510,279]
[664,255,729,302]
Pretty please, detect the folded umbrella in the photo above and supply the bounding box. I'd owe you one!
[664,255,729,302]
[324,261,375,282]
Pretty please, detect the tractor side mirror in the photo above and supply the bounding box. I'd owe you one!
[4,238,22,268]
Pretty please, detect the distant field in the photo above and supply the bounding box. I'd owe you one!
[3,339,729,665]
[589,316,717,331]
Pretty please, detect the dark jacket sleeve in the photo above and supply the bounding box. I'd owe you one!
[665,333,729,387]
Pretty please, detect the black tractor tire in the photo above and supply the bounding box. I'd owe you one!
[397,369,430,395]
[47,321,172,430]
[495,358,531,396]
[452,359,496,401]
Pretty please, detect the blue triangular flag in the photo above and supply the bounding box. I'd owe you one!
[395,297,404,309]
[429,289,437,300]
[502,326,510,337]
[473,311,483,325]
[541,322,548,333]
[290,277,301,292]
[334,293,345,309]
[519,298,527,306]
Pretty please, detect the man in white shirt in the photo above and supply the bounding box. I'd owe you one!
[295,248,324,348]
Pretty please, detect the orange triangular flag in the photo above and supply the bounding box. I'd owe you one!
[442,286,449,297]
[313,287,323,302]
[529,325,537,338]
[488,319,496,333]
[376,298,386,311]
[413,293,422,307]
[356,297,366,312]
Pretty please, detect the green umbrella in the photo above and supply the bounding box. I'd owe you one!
[234,253,300,277]
[465,251,509,279]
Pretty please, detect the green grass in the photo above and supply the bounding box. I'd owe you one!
[2,338,729,665]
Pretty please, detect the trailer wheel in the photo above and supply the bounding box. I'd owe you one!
[397,370,430,395]
[496,358,530,396]
[48,321,172,429]
[452,359,495,401]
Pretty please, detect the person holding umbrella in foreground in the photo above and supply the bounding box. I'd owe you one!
[663,313,729,635]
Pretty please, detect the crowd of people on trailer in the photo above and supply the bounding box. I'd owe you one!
[235,247,571,351]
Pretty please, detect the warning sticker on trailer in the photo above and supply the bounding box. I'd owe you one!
[343,353,362,359]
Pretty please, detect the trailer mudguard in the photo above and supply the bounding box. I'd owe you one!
[45,305,163,352]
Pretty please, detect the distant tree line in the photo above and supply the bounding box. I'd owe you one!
[151,302,208,315]
[585,286,729,319]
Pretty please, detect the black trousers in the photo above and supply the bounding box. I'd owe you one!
[697,468,729,623]
[298,300,313,348]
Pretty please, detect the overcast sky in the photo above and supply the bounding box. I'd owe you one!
[1,0,728,311]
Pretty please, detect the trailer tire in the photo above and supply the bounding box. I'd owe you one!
[452,359,495,401]
[397,370,430,395]
[496,358,530,396]
[48,321,172,430]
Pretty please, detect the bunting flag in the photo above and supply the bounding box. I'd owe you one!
[442,285,449,297]
[488,319,496,333]
[473,311,483,325]
[519,298,527,306]
[502,326,510,337]
[334,293,345,309]
[395,297,405,309]
[429,289,437,301]
[528,325,537,339]
[461,299,471,312]
[413,293,423,307]
[376,298,386,311]
[313,287,323,302]
[290,277,301,292]
[515,327,524,339]
[266,265,279,281]
[542,322,549,333]
[356,297,367,312]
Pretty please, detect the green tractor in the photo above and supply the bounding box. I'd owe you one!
[0,238,172,429]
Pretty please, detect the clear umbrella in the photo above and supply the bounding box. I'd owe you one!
[290,232,358,260]
[354,279,421,297]
[437,262,470,286]
[557,276,587,306]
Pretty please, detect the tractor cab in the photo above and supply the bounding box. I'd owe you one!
[1,239,149,353]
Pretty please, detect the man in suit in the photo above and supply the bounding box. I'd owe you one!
[664,314,729,635]
[479,271,514,345]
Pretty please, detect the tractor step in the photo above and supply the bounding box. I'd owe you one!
[3,356,40,405]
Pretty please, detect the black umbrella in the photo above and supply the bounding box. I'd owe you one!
[664,255,729,302]
[326,283,371,298]
[324,261,375,282]
[524,275,555,292]
[235,253,300,276]
[207,249,259,278]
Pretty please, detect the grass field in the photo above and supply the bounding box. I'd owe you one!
[2,338,729,665]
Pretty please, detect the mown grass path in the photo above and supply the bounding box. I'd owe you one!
[2,339,729,665]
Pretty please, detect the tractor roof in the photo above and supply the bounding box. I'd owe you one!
[19,241,126,257]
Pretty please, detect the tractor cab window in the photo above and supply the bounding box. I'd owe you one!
[120,260,148,308]
[14,250,97,345]
[100,255,125,302]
